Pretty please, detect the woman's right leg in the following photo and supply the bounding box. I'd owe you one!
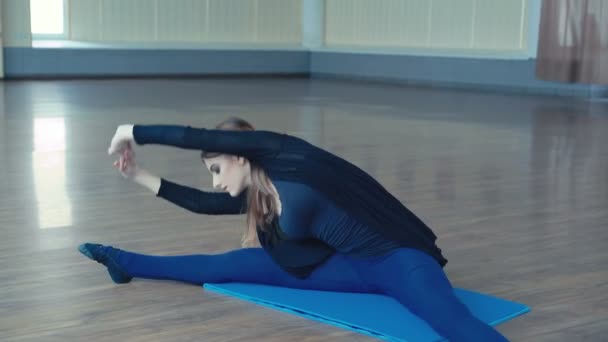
[80,244,372,293]
[360,248,509,342]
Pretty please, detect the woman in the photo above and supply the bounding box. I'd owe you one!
[80,117,508,341]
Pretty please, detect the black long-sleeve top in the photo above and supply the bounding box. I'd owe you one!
[134,125,447,278]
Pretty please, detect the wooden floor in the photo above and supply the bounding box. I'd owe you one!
[0,78,607,341]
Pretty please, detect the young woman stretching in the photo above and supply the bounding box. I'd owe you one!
[79,117,508,341]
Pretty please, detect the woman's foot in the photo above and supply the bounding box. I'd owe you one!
[78,243,133,284]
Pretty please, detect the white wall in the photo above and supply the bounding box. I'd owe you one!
[0,0,3,78]
[1,0,542,59]
[324,0,535,57]
[2,0,32,47]
[302,0,324,48]
[1,0,302,47]
[526,0,541,58]
[69,0,302,45]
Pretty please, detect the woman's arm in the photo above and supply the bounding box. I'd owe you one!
[132,168,162,194]
[131,125,284,160]
[156,178,247,215]
[114,143,246,215]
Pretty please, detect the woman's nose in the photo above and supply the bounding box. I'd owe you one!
[213,177,222,189]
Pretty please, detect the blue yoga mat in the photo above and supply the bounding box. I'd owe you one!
[203,283,530,342]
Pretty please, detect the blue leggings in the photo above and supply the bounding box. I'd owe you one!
[113,247,508,341]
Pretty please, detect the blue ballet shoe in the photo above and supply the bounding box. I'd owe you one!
[78,243,133,284]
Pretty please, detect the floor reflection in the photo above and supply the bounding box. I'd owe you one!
[33,117,73,229]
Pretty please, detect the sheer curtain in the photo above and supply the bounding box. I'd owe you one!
[536,0,608,85]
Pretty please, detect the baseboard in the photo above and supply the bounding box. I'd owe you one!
[4,47,606,99]
[3,47,310,79]
[310,51,607,99]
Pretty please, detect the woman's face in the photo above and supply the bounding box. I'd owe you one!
[203,154,251,197]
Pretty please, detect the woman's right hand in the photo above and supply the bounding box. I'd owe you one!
[113,142,139,180]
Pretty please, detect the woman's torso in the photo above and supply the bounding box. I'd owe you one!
[271,180,402,257]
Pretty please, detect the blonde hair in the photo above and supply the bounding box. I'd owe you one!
[200,117,278,247]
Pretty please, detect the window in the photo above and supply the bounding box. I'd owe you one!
[30,0,67,37]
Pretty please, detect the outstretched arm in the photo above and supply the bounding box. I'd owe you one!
[108,124,284,160]
[113,143,246,215]
[156,178,247,215]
